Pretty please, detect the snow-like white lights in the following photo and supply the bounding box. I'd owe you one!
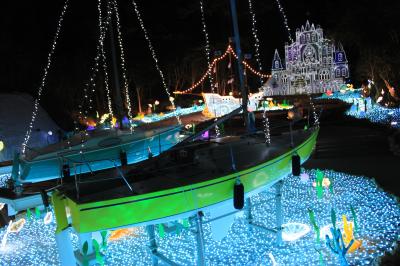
[1,170,399,265]
[319,90,400,128]
[47,131,53,136]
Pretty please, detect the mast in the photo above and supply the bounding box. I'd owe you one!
[229,0,249,132]
[108,13,125,127]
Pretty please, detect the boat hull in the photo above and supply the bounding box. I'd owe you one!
[53,129,318,233]
[17,126,183,183]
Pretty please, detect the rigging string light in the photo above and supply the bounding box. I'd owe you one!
[274,0,293,43]
[307,86,320,127]
[174,45,271,95]
[131,0,181,124]
[263,108,271,145]
[78,0,111,125]
[199,0,220,136]
[99,0,114,119]
[22,0,70,154]
[199,0,215,92]
[247,0,263,85]
[112,0,134,128]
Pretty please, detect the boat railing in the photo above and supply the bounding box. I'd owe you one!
[56,130,187,186]
[23,125,183,161]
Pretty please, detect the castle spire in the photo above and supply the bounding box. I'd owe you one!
[272,49,283,70]
[305,20,311,30]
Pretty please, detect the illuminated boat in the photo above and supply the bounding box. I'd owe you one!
[202,91,293,118]
[202,92,264,117]
[53,126,318,233]
[13,125,184,184]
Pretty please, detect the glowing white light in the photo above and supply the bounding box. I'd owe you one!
[9,219,26,233]
[154,100,160,106]
[282,222,311,241]
[0,221,12,251]
[43,212,53,225]
[199,0,215,91]
[248,0,263,85]
[269,252,278,266]
[47,131,53,136]
[0,141,4,152]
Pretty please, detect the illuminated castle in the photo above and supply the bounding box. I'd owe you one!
[264,21,349,96]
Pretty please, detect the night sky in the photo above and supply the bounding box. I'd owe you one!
[1,0,399,128]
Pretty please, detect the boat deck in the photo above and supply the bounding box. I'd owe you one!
[62,128,314,204]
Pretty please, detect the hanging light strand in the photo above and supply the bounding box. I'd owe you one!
[199,0,215,93]
[247,0,263,85]
[78,0,111,123]
[112,0,134,127]
[275,0,293,43]
[306,87,320,127]
[22,0,70,154]
[98,0,114,118]
[263,109,271,145]
[199,0,220,136]
[131,0,181,124]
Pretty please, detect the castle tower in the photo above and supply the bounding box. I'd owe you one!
[272,49,283,70]
[333,43,349,79]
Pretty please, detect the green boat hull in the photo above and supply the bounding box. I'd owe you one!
[53,129,318,233]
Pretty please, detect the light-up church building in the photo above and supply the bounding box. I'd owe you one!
[264,21,349,96]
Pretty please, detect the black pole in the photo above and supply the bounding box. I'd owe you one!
[109,15,124,128]
[229,0,249,132]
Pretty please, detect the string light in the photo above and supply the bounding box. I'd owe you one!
[78,0,111,124]
[274,0,293,43]
[263,108,271,145]
[21,0,70,154]
[130,0,181,124]
[174,45,271,95]
[305,86,319,127]
[247,0,263,85]
[199,0,214,92]
[199,0,220,136]
[99,0,114,119]
[112,0,134,128]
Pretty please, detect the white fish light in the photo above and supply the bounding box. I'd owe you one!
[282,222,311,241]
[43,212,53,225]
[9,218,26,233]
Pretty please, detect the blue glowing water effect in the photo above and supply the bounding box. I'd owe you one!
[318,91,400,128]
[134,105,205,125]
[0,169,399,265]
